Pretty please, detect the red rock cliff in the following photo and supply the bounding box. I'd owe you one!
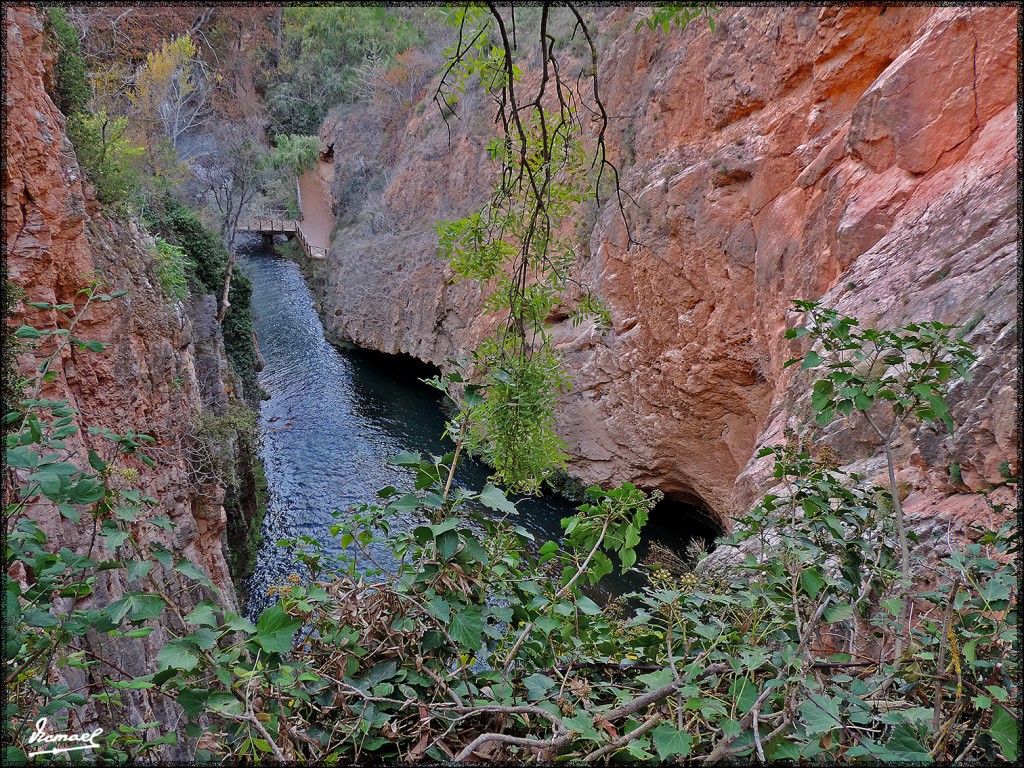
[316,6,1017,530]
[4,7,236,750]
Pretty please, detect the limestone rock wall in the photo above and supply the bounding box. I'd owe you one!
[318,6,1017,531]
[4,8,236,751]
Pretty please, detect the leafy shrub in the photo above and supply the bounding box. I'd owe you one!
[262,6,422,135]
[151,236,190,302]
[269,133,320,178]
[152,197,259,404]
[66,111,144,205]
[4,296,1017,763]
[186,403,257,490]
[44,7,91,116]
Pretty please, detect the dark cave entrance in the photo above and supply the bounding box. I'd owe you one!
[637,491,725,572]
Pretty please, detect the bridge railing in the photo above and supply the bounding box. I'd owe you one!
[295,225,327,260]
[237,209,296,232]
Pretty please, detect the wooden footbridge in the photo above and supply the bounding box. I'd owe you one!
[237,216,327,260]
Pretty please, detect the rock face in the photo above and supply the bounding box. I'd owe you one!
[319,6,1017,534]
[4,8,236,753]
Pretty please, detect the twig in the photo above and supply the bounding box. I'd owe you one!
[583,713,662,763]
[933,576,961,732]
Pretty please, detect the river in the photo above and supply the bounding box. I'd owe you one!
[240,245,706,616]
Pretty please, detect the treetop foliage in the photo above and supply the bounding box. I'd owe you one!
[262,6,422,136]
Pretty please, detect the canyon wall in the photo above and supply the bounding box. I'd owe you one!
[4,8,237,752]
[316,6,1017,534]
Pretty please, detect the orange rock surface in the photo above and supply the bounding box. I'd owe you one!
[4,9,235,748]
[318,6,1018,532]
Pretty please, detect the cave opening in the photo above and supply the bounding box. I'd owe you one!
[638,491,725,573]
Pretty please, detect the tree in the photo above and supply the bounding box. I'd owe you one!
[784,300,977,666]
[66,111,144,205]
[263,6,422,135]
[267,133,319,179]
[44,7,91,116]
[191,118,269,321]
[129,34,211,159]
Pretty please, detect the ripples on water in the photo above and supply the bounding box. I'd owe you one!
[240,246,700,617]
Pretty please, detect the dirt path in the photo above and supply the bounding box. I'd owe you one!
[297,163,335,251]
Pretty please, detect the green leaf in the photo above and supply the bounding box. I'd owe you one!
[427,596,451,623]
[521,673,555,701]
[390,493,420,513]
[576,595,602,615]
[5,446,38,469]
[174,560,215,589]
[461,533,488,564]
[185,601,219,628]
[23,609,59,628]
[884,724,932,762]
[106,593,166,623]
[800,569,824,599]
[254,603,301,654]
[986,685,1009,702]
[206,691,244,716]
[800,350,822,370]
[14,325,42,339]
[991,705,1018,761]
[652,724,692,760]
[57,503,80,522]
[436,529,460,561]
[88,449,107,472]
[149,545,174,569]
[156,638,199,672]
[223,612,257,634]
[76,339,107,353]
[823,603,853,624]
[448,605,484,650]
[479,483,517,515]
[28,469,62,499]
[637,668,675,688]
[853,391,873,410]
[799,693,842,735]
[177,687,209,716]
[126,560,153,582]
[387,451,421,467]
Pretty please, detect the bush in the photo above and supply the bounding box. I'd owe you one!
[66,111,144,205]
[153,197,260,404]
[151,236,191,302]
[263,6,422,134]
[4,298,1018,764]
[45,7,91,116]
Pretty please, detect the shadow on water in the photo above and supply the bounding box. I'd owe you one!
[239,245,715,617]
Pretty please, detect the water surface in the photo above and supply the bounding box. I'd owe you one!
[241,247,704,615]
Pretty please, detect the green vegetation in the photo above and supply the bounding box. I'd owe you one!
[152,197,260,405]
[4,300,1017,762]
[262,7,422,135]
[229,454,268,585]
[269,133,320,178]
[150,236,191,302]
[637,4,720,33]
[44,7,91,116]
[65,111,144,206]
[6,6,1017,765]
[785,299,978,664]
[950,462,965,487]
[433,4,622,492]
[187,403,265,585]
